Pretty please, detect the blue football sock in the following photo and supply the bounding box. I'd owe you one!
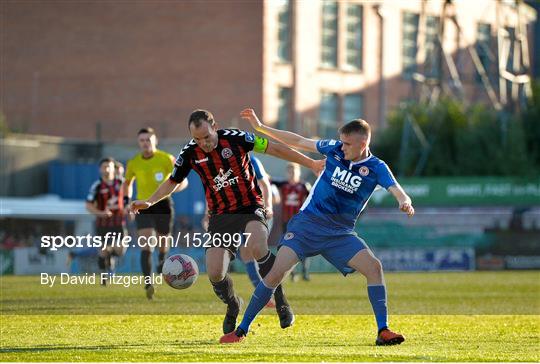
[245,261,261,287]
[238,281,275,334]
[367,284,388,332]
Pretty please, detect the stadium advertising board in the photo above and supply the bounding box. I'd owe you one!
[370,177,540,207]
[13,247,68,275]
[0,250,14,275]
[374,248,475,271]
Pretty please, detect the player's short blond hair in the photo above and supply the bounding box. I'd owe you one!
[339,119,370,137]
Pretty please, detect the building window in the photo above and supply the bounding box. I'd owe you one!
[476,23,492,83]
[319,92,339,138]
[278,87,292,130]
[345,4,363,70]
[424,16,440,79]
[402,12,420,79]
[277,0,291,62]
[321,0,338,68]
[343,93,364,122]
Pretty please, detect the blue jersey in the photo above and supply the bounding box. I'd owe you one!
[250,155,267,181]
[298,139,397,233]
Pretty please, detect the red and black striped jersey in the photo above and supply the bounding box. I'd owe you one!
[86,178,125,227]
[170,129,266,215]
[274,181,311,223]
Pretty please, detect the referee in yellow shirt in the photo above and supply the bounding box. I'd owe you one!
[124,127,187,299]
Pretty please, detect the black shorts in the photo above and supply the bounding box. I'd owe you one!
[95,225,128,256]
[96,225,127,237]
[135,198,174,235]
[207,205,267,258]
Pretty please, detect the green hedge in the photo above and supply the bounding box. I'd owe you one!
[373,82,540,177]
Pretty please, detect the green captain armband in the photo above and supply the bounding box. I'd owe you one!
[253,135,269,153]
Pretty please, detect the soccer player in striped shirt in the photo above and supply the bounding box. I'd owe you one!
[220,108,413,346]
[85,157,127,285]
[131,109,324,335]
[273,163,311,281]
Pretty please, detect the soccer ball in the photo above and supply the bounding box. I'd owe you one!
[162,254,199,290]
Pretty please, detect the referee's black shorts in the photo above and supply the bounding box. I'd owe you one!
[135,198,174,235]
[96,225,128,256]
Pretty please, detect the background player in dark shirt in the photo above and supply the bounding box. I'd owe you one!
[131,109,324,335]
[85,157,127,285]
[274,163,312,282]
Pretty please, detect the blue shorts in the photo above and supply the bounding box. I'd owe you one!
[278,215,367,276]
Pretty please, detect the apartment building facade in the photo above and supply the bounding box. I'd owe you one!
[2,0,536,141]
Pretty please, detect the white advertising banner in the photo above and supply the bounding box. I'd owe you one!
[14,247,69,275]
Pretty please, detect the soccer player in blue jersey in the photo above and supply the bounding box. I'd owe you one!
[241,154,277,307]
[220,108,414,346]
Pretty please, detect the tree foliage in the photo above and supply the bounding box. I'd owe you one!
[374,89,540,177]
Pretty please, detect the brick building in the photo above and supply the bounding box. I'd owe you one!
[1,0,536,141]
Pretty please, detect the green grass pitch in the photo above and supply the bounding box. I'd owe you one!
[1,271,539,362]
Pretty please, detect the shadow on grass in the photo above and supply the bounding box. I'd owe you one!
[0,340,217,354]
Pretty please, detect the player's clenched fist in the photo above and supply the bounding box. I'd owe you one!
[129,200,152,214]
[399,202,415,217]
[240,108,263,131]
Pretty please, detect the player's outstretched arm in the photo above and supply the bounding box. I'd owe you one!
[240,108,318,152]
[257,175,274,219]
[130,179,181,213]
[388,184,415,217]
[265,141,325,176]
[168,154,189,194]
[172,178,189,194]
